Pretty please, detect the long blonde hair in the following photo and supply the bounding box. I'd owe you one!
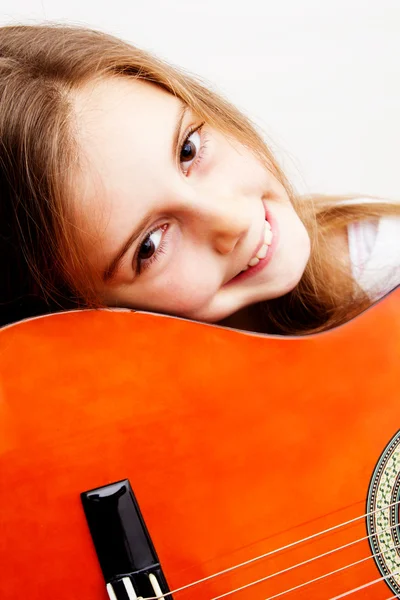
[0,24,398,332]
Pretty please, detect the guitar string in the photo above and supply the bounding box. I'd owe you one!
[206,531,399,600]
[329,570,400,599]
[147,522,398,600]
[143,498,400,599]
[207,544,400,600]
[206,544,400,600]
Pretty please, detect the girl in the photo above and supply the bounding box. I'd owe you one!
[1,24,399,334]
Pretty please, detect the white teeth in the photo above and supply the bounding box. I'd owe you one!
[248,256,260,267]
[243,220,273,271]
[264,227,273,246]
[256,244,268,260]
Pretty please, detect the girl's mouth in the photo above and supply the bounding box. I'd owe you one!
[225,207,278,286]
[241,219,273,271]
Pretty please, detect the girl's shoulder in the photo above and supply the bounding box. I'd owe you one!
[346,197,400,300]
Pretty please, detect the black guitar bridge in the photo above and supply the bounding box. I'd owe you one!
[81,479,172,599]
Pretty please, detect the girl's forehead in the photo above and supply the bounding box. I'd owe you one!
[72,76,178,131]
[71,76,184,179]
[69,78,184,266]
[71,76,176,180]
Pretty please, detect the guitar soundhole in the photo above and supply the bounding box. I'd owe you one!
[367,430,400,597]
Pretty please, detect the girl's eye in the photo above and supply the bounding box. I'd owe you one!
[180,122,208,175]
[138,228,161,260]
[136,224,168,274]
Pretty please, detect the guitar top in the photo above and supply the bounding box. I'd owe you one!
[0,290,399,599]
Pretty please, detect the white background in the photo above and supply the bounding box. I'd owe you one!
[1,0,399,199]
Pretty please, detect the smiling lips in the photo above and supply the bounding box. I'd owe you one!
[241,220,273,272]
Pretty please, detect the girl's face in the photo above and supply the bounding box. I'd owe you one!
[72,77,310,323]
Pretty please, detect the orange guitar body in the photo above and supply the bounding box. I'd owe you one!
[0,290,399,599]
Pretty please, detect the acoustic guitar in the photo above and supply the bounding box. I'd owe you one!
[0,288,399,599]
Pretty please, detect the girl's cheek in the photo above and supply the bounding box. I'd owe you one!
[152,263,217,316]
[164,278,213,315]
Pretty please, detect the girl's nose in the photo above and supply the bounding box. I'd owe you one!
[192,189,250,255]
[211,216,247,255]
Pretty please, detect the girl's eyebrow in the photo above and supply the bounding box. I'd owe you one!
[101,100,189,283]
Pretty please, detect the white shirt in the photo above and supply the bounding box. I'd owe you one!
[347,201,400,300]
